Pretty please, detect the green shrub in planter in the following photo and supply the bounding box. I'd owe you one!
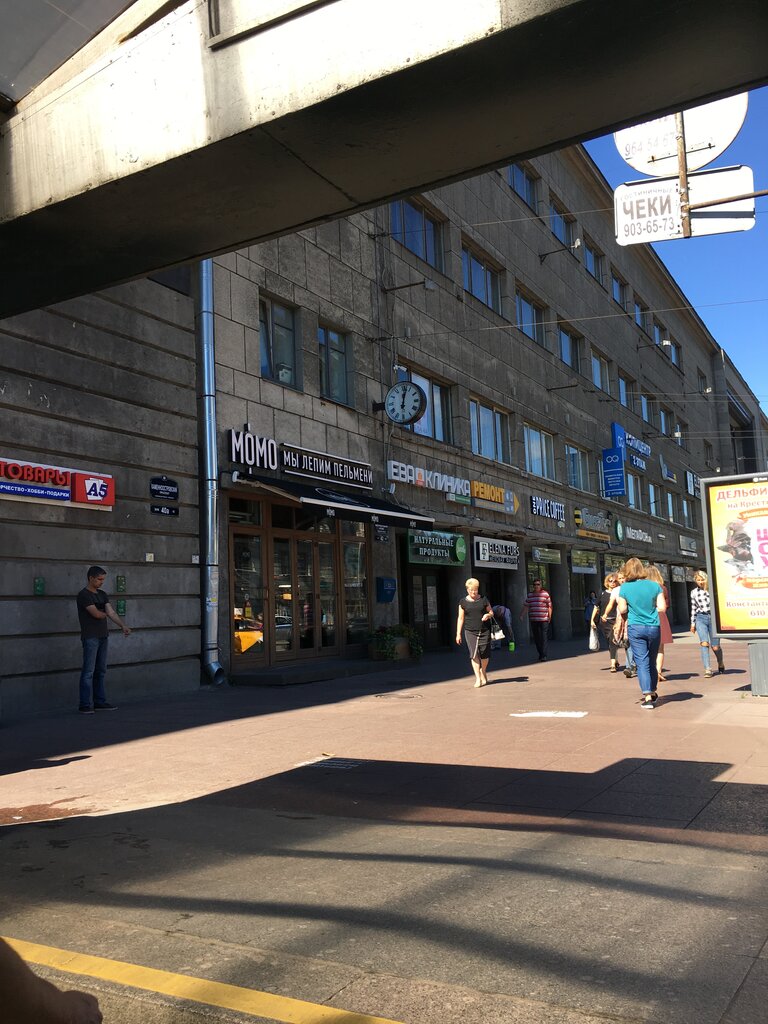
[368,624,423,661]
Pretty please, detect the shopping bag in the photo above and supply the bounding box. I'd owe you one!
[588,625,600,652]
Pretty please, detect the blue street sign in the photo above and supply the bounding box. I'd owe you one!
[602,447,626,496]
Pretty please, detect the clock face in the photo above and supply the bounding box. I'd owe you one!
[384,381,428,425]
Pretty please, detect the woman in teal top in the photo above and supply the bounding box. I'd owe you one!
[616,558,667,709]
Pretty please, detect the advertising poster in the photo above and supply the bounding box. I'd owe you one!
[702,473,768,637]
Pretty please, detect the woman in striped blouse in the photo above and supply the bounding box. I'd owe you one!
[690,571,725,677]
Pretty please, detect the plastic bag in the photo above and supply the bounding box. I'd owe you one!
[588,625,600,652]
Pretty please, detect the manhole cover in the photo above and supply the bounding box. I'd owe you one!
[296,757,365,770]
[373,692,422,700]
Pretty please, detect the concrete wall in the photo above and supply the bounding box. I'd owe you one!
[0,279,201,718]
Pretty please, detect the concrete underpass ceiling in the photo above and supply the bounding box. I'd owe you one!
[1,0,768,316]
[0,0,135,109]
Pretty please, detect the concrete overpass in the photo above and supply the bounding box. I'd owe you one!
[1,0,768,317]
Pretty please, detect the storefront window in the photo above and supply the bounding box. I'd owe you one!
[273,537,294,652]
[272,504,294,529]
[343,539,369,644]
[232,535,264,657]
[230,499,262,526]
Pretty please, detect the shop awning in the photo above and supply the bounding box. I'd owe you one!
[230,472,434,529]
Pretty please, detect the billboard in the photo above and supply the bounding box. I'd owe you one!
[701,473,768,637]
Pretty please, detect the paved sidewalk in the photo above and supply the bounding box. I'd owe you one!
[1,634,767,1024]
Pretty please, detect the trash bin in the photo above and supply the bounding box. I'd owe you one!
[747,642,768,696]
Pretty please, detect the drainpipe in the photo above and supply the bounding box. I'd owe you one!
[196,259,227,685]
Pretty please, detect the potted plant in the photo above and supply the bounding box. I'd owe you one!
[368,624,423,661]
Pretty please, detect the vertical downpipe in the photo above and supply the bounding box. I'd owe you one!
[196,259,227,685]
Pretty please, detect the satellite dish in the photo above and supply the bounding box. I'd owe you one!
[614,93,748,176]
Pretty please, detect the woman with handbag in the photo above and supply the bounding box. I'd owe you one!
[591,573,622,672]
[456,578,494,687]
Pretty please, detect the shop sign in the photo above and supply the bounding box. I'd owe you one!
[679,535,698,555]
[625,523,653,544]
[612,422,651,471]
[530,495,565,522]
[388,459,470,500]
[0,456,114,509]
[653,562,670,581]
[150,504,179,517]
[601,447,626,496]
[605,553,626,571]
[686,470,701,498]
[532,546,561,564]
[473,537,519,570]
[659,453,677,483]
[574,506,611,541]
[149,476,179,500]
[671,565,687,583]
[572,549,598,574]
[229,427,279,470]
[282,443,373,489]
[408,530,467,565]
[470,480,519,514]
[374,524,390,543]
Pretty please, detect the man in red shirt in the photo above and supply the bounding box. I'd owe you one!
[520,579,553,661]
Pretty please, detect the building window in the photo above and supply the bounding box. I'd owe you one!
[627,472,642,511]
[317,326,349,404]
[611,272,627,308]
[666,491,677,523]
[618,375,634,410]
[516,291,546,345]
[674,421,686,447]
[634,299,649,332]
[698,371,709,394]
[390,197,442,269]
[260,298,296,385]
[462,245,501,312]
[653,321,665,347]
[704,440,714,466]
[584,241,604,284]
[669,340,682,367]
[524,424,556,480]
[648,482,662,517]
[507,163,537,208]
[682,498,696,529]
[470,399,510,463]
[395,366,450,441]
[549,199,575,246]
[591,350,610,393]
[559,326,581,372]
[659,407,671,435]
[565,443,590,490]
[640,394,655,425]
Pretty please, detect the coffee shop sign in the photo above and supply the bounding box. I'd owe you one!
[531,495,565,522]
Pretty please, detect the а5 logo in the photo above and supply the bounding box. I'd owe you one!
[73,472,115,506]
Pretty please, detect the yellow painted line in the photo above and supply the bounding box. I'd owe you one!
[3,937,404,1024]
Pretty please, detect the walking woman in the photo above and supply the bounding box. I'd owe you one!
[690,570,725,677]
[591,573,622,672]
[616,557,667,709]
[456,578,494,687]
[645,564,674,683]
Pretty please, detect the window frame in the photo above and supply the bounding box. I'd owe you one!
[462,243,502,313]
[626,472,642,511]
[259,296,297,387]
[390,197,443,270]
[317,324,349,405]
[618,374,635,411]
[634,298,650,332]
[395,365,451,442]
[584,240,604,285]
[591,349,610,394]
[558,325,581,373]
[549,197,575,247]
[524,423,557,481]
[564,442,590,491]
[516,290,546,345]
[611,271,627,309]
[469,398,511,463]
[507,163,537,209]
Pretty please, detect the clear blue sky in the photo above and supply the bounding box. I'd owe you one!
[584,85,768,413]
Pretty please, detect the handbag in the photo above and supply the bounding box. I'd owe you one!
[588,625,600,652]
[491,626,505,641]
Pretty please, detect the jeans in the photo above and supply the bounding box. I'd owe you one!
[694,612,720,669]
[627,624,660,694]
[530,620,549,659]
[79,636,109,707]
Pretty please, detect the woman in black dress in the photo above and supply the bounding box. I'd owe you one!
[456,577,494,687]
[591,572,622,673]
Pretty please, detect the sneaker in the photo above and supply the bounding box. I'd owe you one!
[94,702,118,711]
[623,667,633,678]
[641,694,656,709]
[704,669,714,678]
[78,706,94,715]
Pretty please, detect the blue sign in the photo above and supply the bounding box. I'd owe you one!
[602,447,626,496]
[611,423,626,456]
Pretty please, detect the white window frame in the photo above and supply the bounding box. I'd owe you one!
[396,366,451,442]
[470,399,510,463]
[524,423,556,480]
